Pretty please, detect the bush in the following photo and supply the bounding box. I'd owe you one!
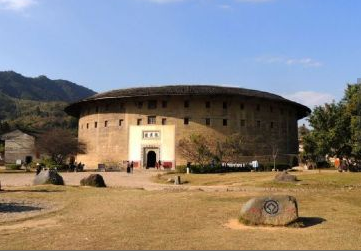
[39,158,68,171]
[5,164,22,170]
[190,164,252,174]
[176,165,187,173]
[316,161,330,168]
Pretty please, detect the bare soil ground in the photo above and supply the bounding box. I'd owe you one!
[0,170,361,250]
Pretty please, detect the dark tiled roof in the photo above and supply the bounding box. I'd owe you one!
[65,85,311,118]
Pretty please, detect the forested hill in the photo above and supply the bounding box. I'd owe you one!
[0,71,96,134]
[0,71,95,102]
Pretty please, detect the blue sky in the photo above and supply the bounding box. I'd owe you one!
[0,0,360,109]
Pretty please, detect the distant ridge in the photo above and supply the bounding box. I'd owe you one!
[0,71,96,102]
[0,71,96,133]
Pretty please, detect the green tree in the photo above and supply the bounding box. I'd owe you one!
[303,83,361,162]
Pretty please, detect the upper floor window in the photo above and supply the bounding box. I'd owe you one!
[104,121,108,127]
[240,119,246,127]
[148,116,156,125]
[162,118,167,125]
[270,121,274,129]
[94,122,98,128]
[148,100,157,109]
[256,120,261,128]
[137,118,142,125]
[119,119,123,126]
[206,101,210,109]
[184,100,190,108]
[86,123,89,129]
[223,102,228,109]
[136,101,143,109]
[240,103,244,110]
[206,118,210,126]
[223,119,228,126]
[162,101,168,108]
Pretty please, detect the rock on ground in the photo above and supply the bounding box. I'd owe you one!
[33,170,64,186]
[274,171,298,182]
[240,195,298,226]
[80,174,106,187]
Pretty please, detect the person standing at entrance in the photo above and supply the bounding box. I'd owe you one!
[126,161,131,174]
[130,161,134,173]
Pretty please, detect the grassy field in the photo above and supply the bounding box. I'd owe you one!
[154,170,361,189]
[1,175,361,250]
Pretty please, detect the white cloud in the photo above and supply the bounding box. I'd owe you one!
[218,4,232,9]
[284,91,335,109]
[256,56,323,68]
[0,0,36,11]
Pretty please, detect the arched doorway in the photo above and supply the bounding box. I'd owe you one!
[147,151,156,168]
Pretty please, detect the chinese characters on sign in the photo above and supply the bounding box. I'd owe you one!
[143,131,160,139]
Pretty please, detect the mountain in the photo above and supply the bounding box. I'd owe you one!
[0,71,96,102]
[0,71,96,134]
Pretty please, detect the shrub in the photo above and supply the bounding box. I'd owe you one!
[176,165,187,173]
[5,164,22,170]
[190,164,252,174]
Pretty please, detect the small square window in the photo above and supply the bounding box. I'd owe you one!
[162,101,168,108]
[206,118,210,126]
[223,119,228,126]
[119,119,123,126]
[104,121,108,127]
[240,119,246,127]
[148,100,157,109]
[136,102,143,109]
[223,102,228,109]
[184,118,189,125]
[184,100,189,108]
[162,118,167,125]
[206,101,210,108]
[94,122,98,128]
[148,116,156,125]
[137,119,142,125]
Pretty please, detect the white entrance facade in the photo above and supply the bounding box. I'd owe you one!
[128,125,176,169]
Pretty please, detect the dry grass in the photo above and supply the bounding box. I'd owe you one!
[1,183,361,250]
[155,170,361,189]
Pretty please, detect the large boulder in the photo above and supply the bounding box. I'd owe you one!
[80,174,106,187]
[274,171,297,182]
[240,195,298,226]
[33,169,64,186]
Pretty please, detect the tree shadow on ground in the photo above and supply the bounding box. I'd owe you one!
[0,203,42,213]
[291,217,326,228]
